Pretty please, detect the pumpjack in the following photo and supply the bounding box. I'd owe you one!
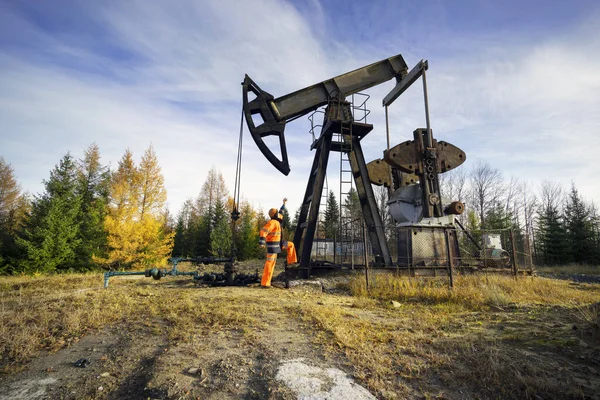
[242,54,468,277]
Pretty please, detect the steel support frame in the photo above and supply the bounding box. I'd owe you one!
[293,130,334,270]
[346,135,393,267]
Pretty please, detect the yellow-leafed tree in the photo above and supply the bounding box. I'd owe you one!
[136,146,173,266]
[100,146,174,269]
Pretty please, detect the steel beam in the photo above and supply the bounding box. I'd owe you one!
[382,60,428,107]
[273,54,408,121]
[347,136,393,267]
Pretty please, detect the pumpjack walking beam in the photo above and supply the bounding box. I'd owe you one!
[242,54,408,175]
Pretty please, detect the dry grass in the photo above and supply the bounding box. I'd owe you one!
[1,268,599,399]
[350,273,600,310]
[0,273,260,373]
[535,263,600,276]
[299,273,600,398]
[576,301,600,324]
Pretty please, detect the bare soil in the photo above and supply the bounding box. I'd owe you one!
[0,274,364,400]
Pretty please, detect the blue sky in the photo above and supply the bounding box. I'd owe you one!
[1,0,599,216]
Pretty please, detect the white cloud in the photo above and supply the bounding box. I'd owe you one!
[1,0,599,223]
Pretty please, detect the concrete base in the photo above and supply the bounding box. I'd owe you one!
[287,279,323,292]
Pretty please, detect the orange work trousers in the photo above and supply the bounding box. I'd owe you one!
[261,242,297,287]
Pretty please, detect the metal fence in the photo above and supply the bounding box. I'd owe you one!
[309,223,534,279]
[455,227,534,273]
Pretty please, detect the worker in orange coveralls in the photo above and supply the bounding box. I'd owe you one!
[258,198,297,287]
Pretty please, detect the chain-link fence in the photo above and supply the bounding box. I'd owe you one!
[455,227,534,273]
[312,217,370,267]
[309,220,534,278]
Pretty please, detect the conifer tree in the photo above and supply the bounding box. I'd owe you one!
[323,190,340,239]
[236,201,260,260]
[102,150,140,267]
[484,201,512,230]
[210,198,232,257]
[18,154,81,273]
[173,199,195,257]
[290,209,300,235]
[564,183,596,264]
[194,168,229,256]
[536,182,569,265]
[0,158,28,273]
[135,146,174,266]
[344,188,362,219]
[102,147,173,269]
[173,212,186,258]
[139,145,167,219]
[75,144,110,269]
[280,205,292,241]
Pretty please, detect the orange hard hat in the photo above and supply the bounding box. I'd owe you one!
[268,208,278,219]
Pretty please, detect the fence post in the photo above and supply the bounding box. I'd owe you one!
[509,228,518,277]
[363,223,370,292]
[333,234,337,265]
[445,229,454,288]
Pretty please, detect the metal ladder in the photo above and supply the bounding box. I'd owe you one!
[337,93,371,268]
[308,109,329,261]
[338,120,355,268]
[315,176,329,259]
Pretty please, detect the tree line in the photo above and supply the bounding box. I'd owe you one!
[2,148,598,274]
[0,147,282,274]
[0,145,176,274]
[437,160,600,265]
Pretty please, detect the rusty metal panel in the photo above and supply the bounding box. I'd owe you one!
[396,226,460,269]
[366,159,391,187]
[383,137,466,174]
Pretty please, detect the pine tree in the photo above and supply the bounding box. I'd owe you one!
[75,144,110,269]
[484,201,512,230]
[173,200,194,258]
[564,184,596,264]
[173,212,186,258]
[535,181,570,265]
[236,202,261,260]
[196,210,212,256]
[343,188,362,223]
[536,203,569,265]
[17,154,81,273]
[290,208,299,235]
[323,190,340,239]
[210,199,232,257]
[194,168,229,257]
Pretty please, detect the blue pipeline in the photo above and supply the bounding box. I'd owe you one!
[103,257,233,288]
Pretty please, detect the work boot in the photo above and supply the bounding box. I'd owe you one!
[260,285,272,289]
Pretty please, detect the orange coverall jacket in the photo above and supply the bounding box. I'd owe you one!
[259,219,282,254]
